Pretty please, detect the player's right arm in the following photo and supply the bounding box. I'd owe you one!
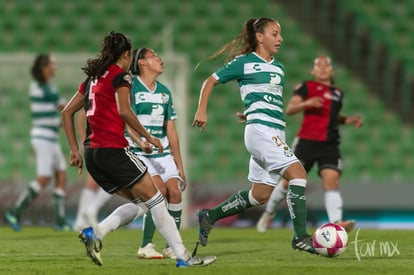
[61,91,85,174]
[192,75,219,131]
[115,86,163,153]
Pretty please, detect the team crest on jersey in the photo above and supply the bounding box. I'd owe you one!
[161,93,169,104]
[123,74,132,84]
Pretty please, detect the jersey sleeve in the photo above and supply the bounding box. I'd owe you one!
[165,88,177,121]
[293,82,308,99]
[113,72,132,90]
[212,56,244,84]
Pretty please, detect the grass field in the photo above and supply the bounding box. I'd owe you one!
[0,226,412,275]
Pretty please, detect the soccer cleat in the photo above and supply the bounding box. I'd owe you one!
[176,255,217,267]
[4,210,21,232]
[163,247,176,259]
[292,234,319,255]
[336,220,356,233]
[197,209,214,246]
[256,211,275,233]
[78,227,103,266]
[137,243,164,259]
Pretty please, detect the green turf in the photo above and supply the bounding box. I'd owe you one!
[0,226,412,275]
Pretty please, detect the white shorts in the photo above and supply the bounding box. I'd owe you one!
[138,154,182,184]
[31,138,67,177]
[244,124,299,186]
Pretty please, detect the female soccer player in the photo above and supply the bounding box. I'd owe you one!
[192,18,317,254]
[127,48,186,260]
[61,31,214,267]
[256,55,363,233]
[5,54,70,232]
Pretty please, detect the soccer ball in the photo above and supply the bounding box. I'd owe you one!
[312,223,348,257]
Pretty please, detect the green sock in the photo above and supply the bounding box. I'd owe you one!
[52,189,66,226]
[13,185,39,218]
[208,190,252,223]
[286,185,308,237]
[141,212,156,247]
[166,208,182,248]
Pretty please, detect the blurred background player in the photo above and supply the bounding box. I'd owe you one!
[256,55,363,233]
[127,48,186,259]
[61,31,215,267]
[73,108,111,231]
[4,54,70,232]
[192,17,317,254]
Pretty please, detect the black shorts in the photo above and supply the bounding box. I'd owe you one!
[292,138,342,175]
[84,147,147,194]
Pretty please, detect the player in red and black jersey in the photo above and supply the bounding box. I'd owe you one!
[256,56,363,233]
[62,31,215,268]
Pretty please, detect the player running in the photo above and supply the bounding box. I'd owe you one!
[192,18,317,254]
[61,31,215,268]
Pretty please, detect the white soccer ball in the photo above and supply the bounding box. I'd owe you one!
[312,223,349,257]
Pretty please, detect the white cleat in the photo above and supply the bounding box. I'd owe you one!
[137,243,164,259]
[256,211,275,233]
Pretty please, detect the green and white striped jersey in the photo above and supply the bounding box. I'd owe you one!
[29,81,62,141]
[127,76,177,158]
[213,52,286,130]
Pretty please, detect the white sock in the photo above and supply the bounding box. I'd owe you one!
[145,191,189,261]
[95,202,147,239]
[324,190,343,223]
[74,188,95,230]
[94,188,112,209]
[265,182,288,213]
[84,188,112,226]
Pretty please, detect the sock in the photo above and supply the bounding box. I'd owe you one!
[141,212,156,247]
[165,202,183,248]
[324,190,343,223]
[74,188,95,229]
[96,202,147,240]
[94,188,112,210]
[145,191,189,261]
[13,181,42,218]
[286,179,308,237]
[208,190,259,223]
[265,182,288,214]
[53,188,66,227]
[84,188,112,226]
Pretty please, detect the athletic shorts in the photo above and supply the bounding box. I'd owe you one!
[137,154,183,184]
[244,124,300,186]
[31,138,66,177]
[292,138,342,175]
[84,147,147,194]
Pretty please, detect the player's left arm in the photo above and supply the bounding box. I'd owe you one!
[166,120,187,190]
[338,114,363,128]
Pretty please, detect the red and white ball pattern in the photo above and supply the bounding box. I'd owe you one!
[313,223,349,257]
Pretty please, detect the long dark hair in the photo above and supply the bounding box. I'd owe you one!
[130,48,149,75]
[31,54,51,83]
[210,17,277,62]
[82,31,131,78]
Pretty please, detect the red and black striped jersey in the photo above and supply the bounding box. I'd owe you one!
[294,80,343,143]
[78,64,132,148]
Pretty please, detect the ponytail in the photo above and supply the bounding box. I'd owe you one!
[82,31,131,78]
[202,17,277,63]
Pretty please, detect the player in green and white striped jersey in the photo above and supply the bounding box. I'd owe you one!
[127,48,186,259]
[4,54,70,232]
[193,18,317,254]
